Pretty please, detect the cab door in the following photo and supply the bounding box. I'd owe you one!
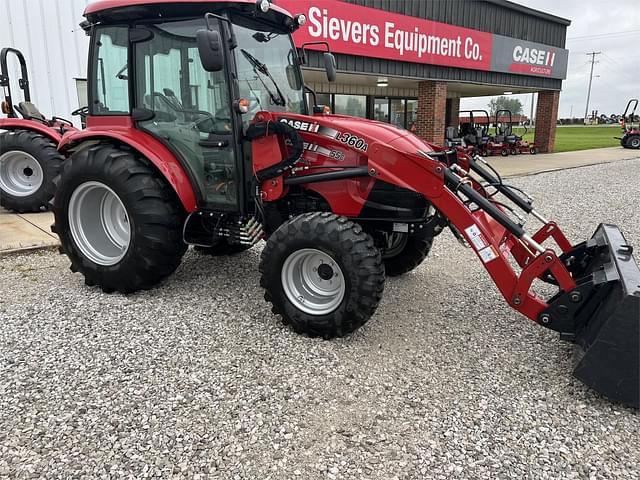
[132,20,240,212]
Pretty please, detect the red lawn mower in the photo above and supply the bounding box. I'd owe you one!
[51,0,639,408]
[0,48,84,212]
[455,110,508,157]
[617,98,639,149]
[495,109,538,155]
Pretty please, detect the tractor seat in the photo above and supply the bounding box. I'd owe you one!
[17,101,48,123]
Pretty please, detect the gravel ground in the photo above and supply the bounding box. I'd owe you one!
[1,158,639,480]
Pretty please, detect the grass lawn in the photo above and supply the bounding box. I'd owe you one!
[513,125,621,153]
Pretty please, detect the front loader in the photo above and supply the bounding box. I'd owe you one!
[0,48,83,212]
[52,0,639,408]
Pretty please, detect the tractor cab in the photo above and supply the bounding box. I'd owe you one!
[78,0,314,215]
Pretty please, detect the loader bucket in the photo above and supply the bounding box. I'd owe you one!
[560,224,640,407]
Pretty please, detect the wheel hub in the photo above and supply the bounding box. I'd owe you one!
[68,181,131,266]
[0,150,44,197]
[281,249,345,315]
[317,263,334,280]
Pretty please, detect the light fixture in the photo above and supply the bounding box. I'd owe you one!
[235,98,250,114]
[258,0,270,13]
[503,91,513,95]
[377,77,388,87]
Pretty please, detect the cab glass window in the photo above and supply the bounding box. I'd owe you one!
[134,19,237,210]
[91,26,130,115]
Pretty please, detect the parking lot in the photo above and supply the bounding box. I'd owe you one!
[1,159,639,479]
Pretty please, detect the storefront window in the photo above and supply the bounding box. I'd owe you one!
[374,98,389,123]
[316,93,332,108]
[406,99,418,133]
[334,94,366,118]
[390,98,405,128]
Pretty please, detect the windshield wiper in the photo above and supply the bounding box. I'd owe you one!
[240,49,286,107]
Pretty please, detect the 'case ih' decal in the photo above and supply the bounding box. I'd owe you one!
[279,118,321,133]
[279,118,341,139]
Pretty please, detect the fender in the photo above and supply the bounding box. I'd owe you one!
[58,118,197,212]
[0,118,64,143]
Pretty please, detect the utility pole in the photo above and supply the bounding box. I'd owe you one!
[584,51,601,124]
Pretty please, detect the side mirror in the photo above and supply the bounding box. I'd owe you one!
[285,65,301,90]
[197,29,224,72]
[323,52,337,82]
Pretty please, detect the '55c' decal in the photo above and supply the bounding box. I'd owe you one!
[338,132,369,152]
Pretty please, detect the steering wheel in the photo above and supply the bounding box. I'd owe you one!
[72,106,89,118]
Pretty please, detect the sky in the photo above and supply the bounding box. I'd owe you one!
[461,0,640,119]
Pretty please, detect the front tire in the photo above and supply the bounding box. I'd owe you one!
[52,144,187,293]
[0,130,62,212]
[628,136,640,149]
[382,231,433,277]
[259,212,385,338]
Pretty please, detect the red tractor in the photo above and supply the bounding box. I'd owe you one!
[0,48,83,212]
[617,98,639,149]
[52,0,639,407]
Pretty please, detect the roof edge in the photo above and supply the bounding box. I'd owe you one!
[485,0,571,26]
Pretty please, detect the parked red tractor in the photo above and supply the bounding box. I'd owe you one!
[52,0,639,407]
[0,48,84,212]
[617,98,639,149]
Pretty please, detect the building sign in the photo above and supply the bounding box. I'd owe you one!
[279,0,569,80]
[491,35,568,78]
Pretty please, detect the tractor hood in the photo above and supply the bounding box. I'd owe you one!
[319,114,438,153]
[272,112,439,159]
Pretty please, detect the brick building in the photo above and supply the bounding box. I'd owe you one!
[280,0,570,153]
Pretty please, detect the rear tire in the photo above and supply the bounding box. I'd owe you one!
[382,231,433,277]
[501,148,509,157]
[628,136,640,149]
[529,147,538,155]
[0,129,62,212]
[52,144,187,293]
[259,212,385,338]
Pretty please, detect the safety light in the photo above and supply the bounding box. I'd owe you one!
[236,98,250,114]
[258,0,270,13]
[295,14,307,26]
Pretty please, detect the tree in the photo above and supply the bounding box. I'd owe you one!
[488,96,524,116]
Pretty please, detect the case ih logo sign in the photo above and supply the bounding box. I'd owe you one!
[491,35,569,79]
[280,0,569,80]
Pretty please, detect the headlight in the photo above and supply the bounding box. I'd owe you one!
[258,0,270,13]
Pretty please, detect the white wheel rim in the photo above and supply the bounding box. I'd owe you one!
[68,181,131,266]
[0,150,44,197]
[281,248,345,315]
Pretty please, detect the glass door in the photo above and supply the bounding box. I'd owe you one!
[134,19,238,211]
[374,98,389,123]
